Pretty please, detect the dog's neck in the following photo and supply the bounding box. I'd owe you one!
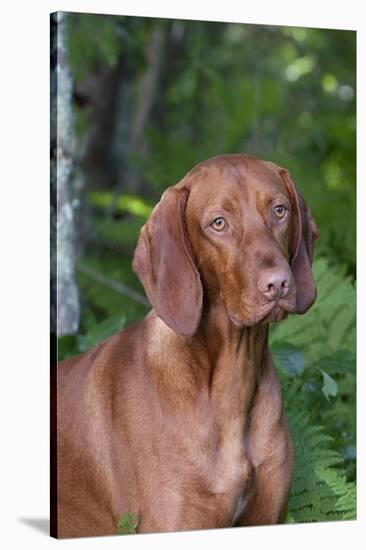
[194,298,269,398]
[199,297,267,352]
[147,301,271,501]
[148,295,269,418]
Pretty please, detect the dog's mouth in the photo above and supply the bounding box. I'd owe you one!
[260,301,290,324]
[229,298,296,328]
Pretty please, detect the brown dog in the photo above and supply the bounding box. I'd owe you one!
[55,154,318,538]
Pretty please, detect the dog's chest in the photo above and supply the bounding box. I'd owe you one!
[188,419,253,525]
[181,368,256,523]
[216,432,251,493]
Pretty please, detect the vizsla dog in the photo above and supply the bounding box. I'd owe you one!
[56,154,318,538]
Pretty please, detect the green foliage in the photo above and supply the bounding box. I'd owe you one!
[67,15,356,276]
[270,257,356,363]
[321,370,338,402]
[77,313,127,352]
[94,216,144,248]
[117,512,140,535]
[58,314,128,360]
[67,14,122,81]
[88,191,152,218]
[286,411,356,523]
[317,468,356,520]
[271,257,356,521]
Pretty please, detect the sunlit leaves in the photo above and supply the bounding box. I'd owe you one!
[88,191,152,218]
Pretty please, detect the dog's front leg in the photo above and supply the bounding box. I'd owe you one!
[238,361,294,526]
[238,436,294,525]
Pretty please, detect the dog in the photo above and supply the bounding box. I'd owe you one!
[55,154,318,537]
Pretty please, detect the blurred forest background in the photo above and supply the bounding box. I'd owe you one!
[52,12,356,525]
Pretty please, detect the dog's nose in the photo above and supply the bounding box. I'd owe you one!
[257,270,290,301]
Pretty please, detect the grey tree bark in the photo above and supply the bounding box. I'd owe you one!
[51,12,80,336]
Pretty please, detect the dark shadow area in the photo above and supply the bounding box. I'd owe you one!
[18,518,49,536]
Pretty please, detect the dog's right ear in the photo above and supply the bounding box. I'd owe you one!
[133,187,203,337]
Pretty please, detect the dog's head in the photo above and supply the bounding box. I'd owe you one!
[133,155,319,336]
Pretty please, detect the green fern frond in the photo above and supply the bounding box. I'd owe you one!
[270,257,356,362]
[286,410,356,523]
[316,467,356,520]
[313,350,355,376]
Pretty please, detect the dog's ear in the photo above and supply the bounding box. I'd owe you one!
[265,162,319,314]
[133,187,203,336]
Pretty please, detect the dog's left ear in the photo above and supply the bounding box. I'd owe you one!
[265,162,319,314]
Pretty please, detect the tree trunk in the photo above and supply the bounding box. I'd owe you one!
[50,11,80,336]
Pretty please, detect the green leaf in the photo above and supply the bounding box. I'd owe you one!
[117,512,140,535]
[77,314,127,352]
[57,334,79,361]
[286,410,356,523]
[272,343,305,376]
[320,370,338,401]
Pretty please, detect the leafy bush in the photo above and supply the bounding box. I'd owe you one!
[270,257,356,521]
[285,411,356,522]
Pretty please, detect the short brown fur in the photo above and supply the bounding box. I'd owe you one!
[56,154,318,537]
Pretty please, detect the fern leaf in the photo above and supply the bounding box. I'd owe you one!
[286,410,356,523]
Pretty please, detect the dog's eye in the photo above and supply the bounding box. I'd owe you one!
[211,217,226,231]
[274,205,287,219]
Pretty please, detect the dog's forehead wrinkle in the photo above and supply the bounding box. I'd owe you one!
[182,154,284,192]
[185,155,248,188]
[225,159,247,187]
